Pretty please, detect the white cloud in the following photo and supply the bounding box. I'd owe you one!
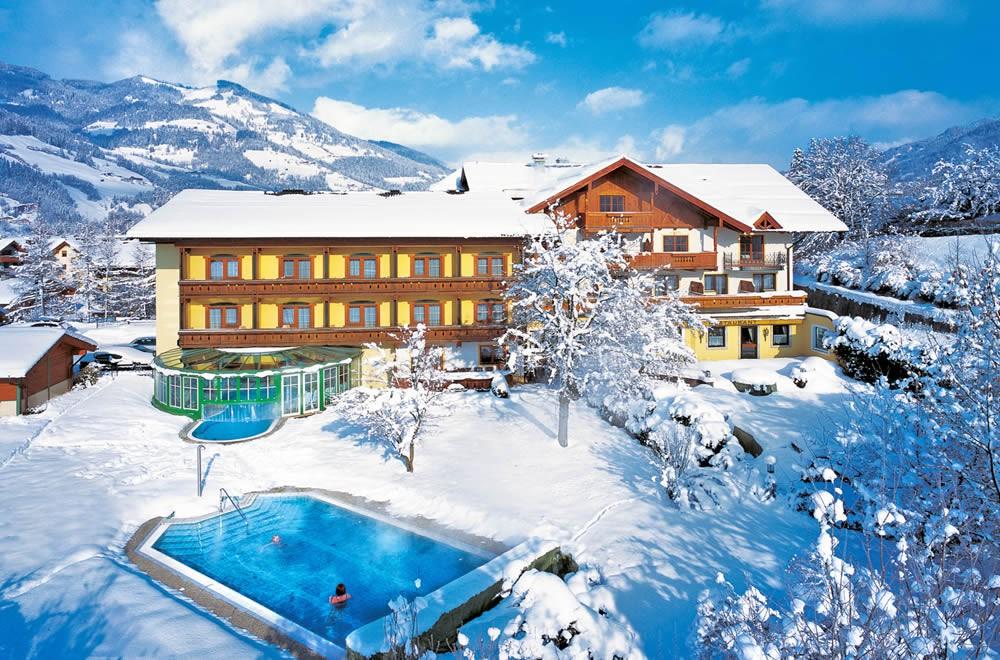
[545,31,567,47]
[726,57,751,79]
[638,11,726,49]
[653,89,991,166]
[578,87,647,115]
[311,97,529,162]
[761,0,951,23]
[654,125,686,160]
[307,2,534,71]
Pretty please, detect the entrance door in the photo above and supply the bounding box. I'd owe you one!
[302,372,320,414]
[281,373,300,416]
[740,326,758,359]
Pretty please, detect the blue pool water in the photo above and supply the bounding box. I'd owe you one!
[152,495,491,645]
[190,418,274,441]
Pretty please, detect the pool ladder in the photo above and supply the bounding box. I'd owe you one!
[219,488,249,527]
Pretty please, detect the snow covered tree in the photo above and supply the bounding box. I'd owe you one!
[336,324,448,473]
[75,218,119,320]
[786,137,891,260]
[11,217,76,321]
[917,144,1000,223]
[502,223,701,448]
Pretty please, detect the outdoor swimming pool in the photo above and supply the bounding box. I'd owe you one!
[189,418,275,441]
[148,494,493,647]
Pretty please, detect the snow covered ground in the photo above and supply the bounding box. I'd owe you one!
[0,348,861,657]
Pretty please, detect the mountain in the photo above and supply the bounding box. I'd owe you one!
[0,62,448,227]
[882,117,1000,182]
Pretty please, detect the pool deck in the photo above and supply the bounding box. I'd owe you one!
[125,487,520,659]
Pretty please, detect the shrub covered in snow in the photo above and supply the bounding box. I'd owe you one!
[797,237,973,309]
[831,316,931,384]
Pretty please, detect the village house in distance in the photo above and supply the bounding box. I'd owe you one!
[127,154,845,423]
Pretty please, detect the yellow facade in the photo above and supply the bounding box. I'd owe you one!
[155,243,180,353]
[685,312,837,362]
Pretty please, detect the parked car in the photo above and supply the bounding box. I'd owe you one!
[91,337,156,370]
[128,336,157,353]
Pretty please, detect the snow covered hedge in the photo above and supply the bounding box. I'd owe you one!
[797,238,971,309]
[831,316,931,384]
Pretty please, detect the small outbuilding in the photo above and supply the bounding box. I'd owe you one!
[0,326,96,416]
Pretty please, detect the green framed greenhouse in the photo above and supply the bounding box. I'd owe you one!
[151,346,362,421]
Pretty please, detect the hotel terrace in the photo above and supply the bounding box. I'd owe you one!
[128,155,846,422]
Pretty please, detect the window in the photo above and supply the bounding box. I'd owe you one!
[477,255,505,277]
[753,273,777,292]
[261,375,275,400]
[348,303,378,328]
[704,274,728,294]
[208,255,240,280]
[241,376,255,401]
[476,301,505,324]
[207,304,240,329]
[281,256,312,279]
[772,324,790,346]
[661,235,689,252]
[168,375,181,408]
[599,194,625,213]
[280,304,312,329]
[220,378,237,401]
[740,235,765,261]
[653,274,680,296]
[204,378,217,401]
[707,326,727,348]
[812,326,831,353]
[480,344,506,366]
[412,255,442,278]
[323,367,338,403]
[348,255,378,279]
[411,302,443,326]
[181,376,198,410]
[61,250,68,257]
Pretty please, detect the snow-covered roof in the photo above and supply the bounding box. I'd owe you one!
[431,159,589,197]
[454,155,847,233]
[127,189,552,240]
[0,327,95,379]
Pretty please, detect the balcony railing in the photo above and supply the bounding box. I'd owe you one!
[627,251,718,270]
[723,253,787,270]
[179,276,506,297]
[583,211,657,232]
[178,324,505,348]
[679,292,806,308]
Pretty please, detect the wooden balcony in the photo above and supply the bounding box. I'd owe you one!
[679,292,806,308]
[582,211,657,233]
[179,276,506,297]
[722,253,787,270]
[177,324,505,348]
[627,251,718,270]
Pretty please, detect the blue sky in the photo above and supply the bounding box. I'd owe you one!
[1,0,997,166]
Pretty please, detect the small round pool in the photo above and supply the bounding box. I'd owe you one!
[190,418,277,442]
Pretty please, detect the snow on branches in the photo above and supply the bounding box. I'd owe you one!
[335,324,449,473]
[918,144,1000,223]
[502,222,701,447]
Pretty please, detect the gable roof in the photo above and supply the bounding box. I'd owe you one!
[523,155,848,233]
[0,327,96,379]
[127,189,552,241]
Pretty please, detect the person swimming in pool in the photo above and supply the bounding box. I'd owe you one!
[329,583,351,605]
[271,534,282,545]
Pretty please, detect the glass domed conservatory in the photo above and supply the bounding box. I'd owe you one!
[152,346,361,425]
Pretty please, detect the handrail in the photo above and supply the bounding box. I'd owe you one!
[219,487,248,525]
